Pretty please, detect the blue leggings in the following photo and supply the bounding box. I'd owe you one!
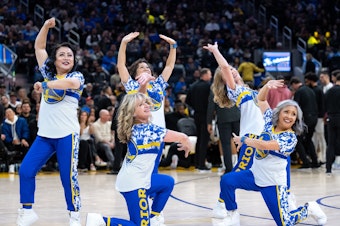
[218,133,292,199]
[220,170,308,226]
[104,173,174,226]
[19,134,81,211]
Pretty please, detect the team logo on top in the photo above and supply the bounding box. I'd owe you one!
[254,132,272,160]
[43,88,66,104]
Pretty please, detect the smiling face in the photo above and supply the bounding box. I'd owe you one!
[55,46,74,75]
[136,62,152,77]
[276,105,297,131]
[134,98,151,123]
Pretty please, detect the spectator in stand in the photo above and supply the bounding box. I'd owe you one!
[9,91,21,110]
[319,69,334,144]
[186,68,212,172]
[1,108,30,173]
[92,109,115,171]
[20,100,36,125]
[305,72,326,164]
[325,72,340,174]
[207,86,240,174]
[289,77,320,168]
[267,76,292,109]
[78,110,98,172]
[0,84,7,98]
[237,52,264,88]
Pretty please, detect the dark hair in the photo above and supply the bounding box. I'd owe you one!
[199,68,210,77]
[289,76,302,85]
[46,42,78,75]
[128,58,154,79]
[304,72,318,82]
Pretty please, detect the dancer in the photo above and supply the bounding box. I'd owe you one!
[220,80,327,226]
[86,92,192,226]
[117,31,177,223]
[204,42,297,218]
[117,31,177,128]
[17,17,84,226]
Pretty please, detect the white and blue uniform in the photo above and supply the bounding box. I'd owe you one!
[220,109,308,226]
[101,123,173,226]
[123,75,168,128]
[227,84,264,171]
[19,59,84,211]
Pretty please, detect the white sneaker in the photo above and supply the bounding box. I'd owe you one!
[206,162,212,169]
[17,208,38,226]
[9,164,15,174]
[222,210,240,226]
[150,214,166,226]
[69,211,81,226]
[90,164,96,171]
[307,201,327,225]
[170,155,178,169]
[86,213,105,226]
[212,201,228,219]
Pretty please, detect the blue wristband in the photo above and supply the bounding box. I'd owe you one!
[171,43,178,49]
[41,81,48,90]
[241,136,247,143]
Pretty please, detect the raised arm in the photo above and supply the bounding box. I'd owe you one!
[159,34,177,82]
[164,130,193,157]
[203,42,236,89]
[35,18,55,68]
[117,32,140,83]
[257,79,285,114]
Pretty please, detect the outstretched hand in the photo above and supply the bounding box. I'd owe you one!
[265,79,285,89]
[135,72,155,86]
[159,34,176,45]
[122,32,140,44]
[203,41,218,52]
[176,138,194,158]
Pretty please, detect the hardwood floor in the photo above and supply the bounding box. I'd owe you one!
[0,166,338,225]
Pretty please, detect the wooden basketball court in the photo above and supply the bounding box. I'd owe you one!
[0,166,338,225]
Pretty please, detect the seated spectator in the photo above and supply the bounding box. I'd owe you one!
[161,102,194,169]
[92,109,115,170]
[79,110,106,171]
[20,100,36,126]
[1,108,30,173]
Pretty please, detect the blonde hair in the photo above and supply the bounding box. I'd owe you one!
[117,93,153,143]
[211,67,234,108]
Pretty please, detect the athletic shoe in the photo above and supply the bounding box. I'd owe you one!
[69,211,81,226]
[212,201,228,219]
[90,164,96,171]
[150,215,166,226]
[170,155,178,169]
[95,161,107,167]
[17,208,38,226]
[197,166,211,173]
[307,201,327,225]
[86,213,105,226]
[222,210,240,226]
